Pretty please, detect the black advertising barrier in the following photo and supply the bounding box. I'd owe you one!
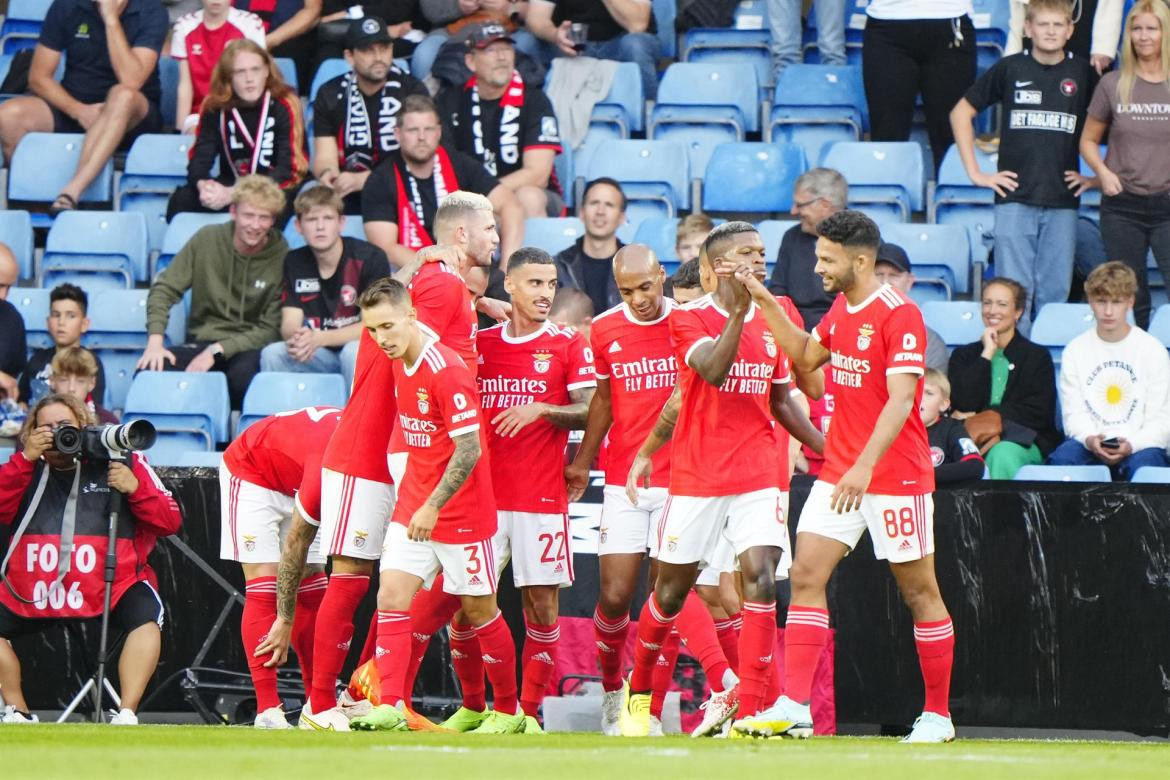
[11,470,1170,734]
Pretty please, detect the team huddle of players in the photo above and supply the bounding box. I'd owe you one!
[217,191,957,743]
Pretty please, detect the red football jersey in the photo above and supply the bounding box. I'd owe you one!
[223,406,342,523]
[410,261,478,374]
[322,330,396,483]
[391,340,496,542]
[171,9,266,116]
[811,285,935,495]
[591,300,678,488]
[477,322,597,512]
[669,296,791,497]
[772,296,804,483]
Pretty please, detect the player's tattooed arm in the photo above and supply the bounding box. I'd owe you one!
[427,431,482,509]
[275,513,317,621]
[542,386,595,429]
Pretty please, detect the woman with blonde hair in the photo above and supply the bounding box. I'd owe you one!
[166,38,308,225]
[1080,0,1170,328]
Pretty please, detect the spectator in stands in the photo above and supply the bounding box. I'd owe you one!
[1081,0,1170,330]
[48,347,118,424]
[0,246,24,402]
[553,176,627,314]
[920,367,985,484]
[526,0,660,98]
[951,0,1096,330]
[18,284,105,408]
[167,39,308,226]
[361,94,524,269]
[549,287,594,337]
[311,17,429,216]
[872,242,948,371]
[1048,262,1170,479]
[1007,0,1124,75]
[0,0,168,215]
[260,186,391,385]
[675,214,713,265]
[861,0,976,171]
[436,23,565,218]
[315,2,420,68]
[235,0,323,91]
[171,0,267,133]
[670,257,703,304]
[768,0,845,78]
[413,0,543,79]
[140,176,287,411]
[766,167,844,330]
[948,277,1061,479]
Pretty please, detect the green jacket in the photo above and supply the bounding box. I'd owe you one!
[146,222,287,359]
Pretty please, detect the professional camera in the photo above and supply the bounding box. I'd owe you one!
[52,421,157,460]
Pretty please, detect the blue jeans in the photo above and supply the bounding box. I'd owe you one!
[581,33,661,99]
[411,28,543,81]
[259,340,359,388]
[768,0,846,76]
[993,203,1078,332]
[1045,438,1168,481]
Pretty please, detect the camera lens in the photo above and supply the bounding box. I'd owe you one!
[52,424,82,456]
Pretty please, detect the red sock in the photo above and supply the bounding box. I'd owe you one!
[914,618,955,717]
[357,612,378,666]
[629,593,679,692]
[242,577,281,711]
[291,572,327,700]
[784,605,830,705]
[450,620,487,711]
[737,601,777,716]
[474,611,519,715]
[373,610,411,706]
[714,612,741,674]
[676,591,730,692]
[520,619,560,717]
[649,628,680,718]
[593,607,629,693]
[764,630,783,706]
[405,581,462,707]
[309,572,369,713]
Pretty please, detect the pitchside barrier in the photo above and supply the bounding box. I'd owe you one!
[8,471,1170,735]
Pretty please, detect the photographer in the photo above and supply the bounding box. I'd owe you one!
[0,395,181,725]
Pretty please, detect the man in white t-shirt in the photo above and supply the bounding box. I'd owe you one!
[1048,261,1170,480]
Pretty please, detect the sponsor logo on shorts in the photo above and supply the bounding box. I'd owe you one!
[243,535,256,552]
[759,654,773,664]
[412,633,430,642]
[553,562,564,573]
[375,646,389,657]
[451,648,466,659]
[639,640,661,651]
[353,529,368,549]
[338,639,352,650]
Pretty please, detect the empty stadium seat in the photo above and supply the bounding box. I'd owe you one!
[123,371,231,451]
[524,217,585,255]
[930,144,996,234]
[822,141,924,221]
[0,210,34,280]
[283,215,367,250]
[8,134,114,226]
[547,60,646,137]
[157,212,234,277]
[1131,466,1170,484]
[650,62,761,142]
[85,289,186,350]
[310,58,350,101]
[1148,305,1170,347]
[0,0,52,54]
[41,211,150,289]
[238,373,347,433]
[701,142,806,214]
[880,223,974,297]
[584,140,690,221]
[921,301,984,347]
[681,24,772,95]
[1030,303,1098,359]
[755,219,798,264]
[118,134,195,253]
[1014,464,1112,483]
[633,217,683,266]
[274,57,299,92]
[10,287,52,350]
[768,65,866,165]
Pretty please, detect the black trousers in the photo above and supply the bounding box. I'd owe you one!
[862,15,976,172]
[165,343,261,411]
[1100,190,1170,329]
[166,182,297,227]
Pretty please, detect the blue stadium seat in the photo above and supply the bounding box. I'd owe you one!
[547,60,646,137]
[524,217,585,256]
[822,141,924,221]
[41,211,149,290]
[239,373,347,433]
[10,287,52,350]
[681,28,772,95]
[8,134,114,227]
[553,146,574,209]
[701,142,806,214]
[633,217,682,265]
[1131,466,1170,484]
[99,351,142,413]
[584,140,690,221]
[85,289,186,350]
[0,210,34,280]
[970,0,1010,55]
[755,219,797,265]
[284,215,367,250]
[1014,464,1112,483]
[118,134,195,253]
[880,223,973,297]
[1030,303,1134,361]
[650,62,760,143]
[157,212,234,277]
[0,446,13,462]
[1148,304,1170,347]
[768,65,866,166]
[930,144,996,235]
[159,57,179,131]
[921,301,984,347]
[0,0,52,54]
[274,57,299,92]
[123,371,231,451]
[310,58,350,101]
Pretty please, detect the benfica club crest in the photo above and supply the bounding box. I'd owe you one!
[353,530,368,549]
[533,351,552,373]
[243,535,256,552]
[417,388,430,414]
[762,332,777,358]
[857,324,875,351]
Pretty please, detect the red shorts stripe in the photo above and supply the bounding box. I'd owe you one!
[561,513,574,580]
[331,475,354,555]
[657,495,673,554]
[229,476,240,560]
[484,539,497,592]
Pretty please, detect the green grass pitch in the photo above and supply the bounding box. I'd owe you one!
[1,726,1167,779]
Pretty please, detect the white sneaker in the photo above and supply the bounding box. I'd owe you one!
[299,704,351,732]
[600,689,622,736]
[108,708,139,726]
[648,715,664,737]
[690,684,739,738]
[338,689,373,720]
[2,705,38,723]
[731,695,812,739]
[901,711,955,743]
[254,706,292,729]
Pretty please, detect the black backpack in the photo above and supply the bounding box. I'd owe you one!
[675,0,740,32]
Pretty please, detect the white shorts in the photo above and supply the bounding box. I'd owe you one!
[318,468,396,561]
[695,536,736,587]
[219,465,324,565]
[379,521,497,596]
[655,488,791,580]
[493,511,574,588]
[797,480,935,563]
[599,485,668,557]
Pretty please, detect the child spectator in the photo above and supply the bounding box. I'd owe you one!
[48,347,118,424]
[674,214,714,265]
[19,284,105,407]
[920,368,985,484]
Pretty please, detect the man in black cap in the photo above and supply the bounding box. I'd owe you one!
[436,22,565,219]
[312,16,430,214]
[874,241,948,372]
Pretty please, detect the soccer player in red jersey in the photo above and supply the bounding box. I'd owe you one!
[727,210,955,743]
[219,406,341,728]
[469,247,596,732]
[347,278,524,734]
[617,223,824,737]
